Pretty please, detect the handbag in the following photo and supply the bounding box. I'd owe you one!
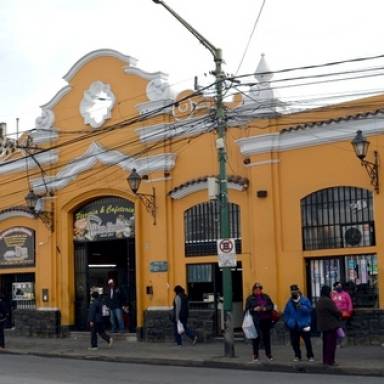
[177,320,185,335]
[271,309,281,324]
[336,327,345,339]
[102,305,110,317]
[242,310,258,339]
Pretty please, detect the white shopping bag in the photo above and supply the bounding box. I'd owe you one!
[242,310,258,339]
[177,320,185,335]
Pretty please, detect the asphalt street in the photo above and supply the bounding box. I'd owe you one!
[0,355,383,384]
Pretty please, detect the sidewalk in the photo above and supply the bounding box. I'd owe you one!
[2,332,384,377]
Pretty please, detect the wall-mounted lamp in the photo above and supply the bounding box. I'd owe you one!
[127,168,157,225]
[351,130,379,193]
[25,190,54,231]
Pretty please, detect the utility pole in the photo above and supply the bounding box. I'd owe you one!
[152,0,234,357]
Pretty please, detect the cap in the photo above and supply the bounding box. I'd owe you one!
[290,284,299,292]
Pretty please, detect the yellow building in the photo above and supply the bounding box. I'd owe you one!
[0,50,382,339]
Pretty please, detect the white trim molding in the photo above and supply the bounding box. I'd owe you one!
[0,209,34,222]
[63,49,138,82]
[31,142,176,193]
[124,67,168,81]
[40,86,72,110]
[0,150,58,176]
[170,180,247,200]
[236,113,384,156]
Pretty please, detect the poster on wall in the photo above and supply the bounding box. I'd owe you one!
[0,227,35,267]
[74,197,135,241]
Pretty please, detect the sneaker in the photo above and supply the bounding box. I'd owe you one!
[308,357,315,362]
[293,357,301,362]
[268,356,273,361]
[192,336,198,345]
[108,338,113,348]
[88,347,98,351]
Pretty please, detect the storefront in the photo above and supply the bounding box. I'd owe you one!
[0,49,383,342]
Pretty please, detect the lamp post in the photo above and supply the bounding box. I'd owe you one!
[152,0,234,357]
[351,130,379,193]
[25,189,54,231]
[127,168,157,225]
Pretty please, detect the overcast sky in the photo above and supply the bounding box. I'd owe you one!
[2,0,384,134]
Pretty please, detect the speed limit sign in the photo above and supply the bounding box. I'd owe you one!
[217,238,236,267]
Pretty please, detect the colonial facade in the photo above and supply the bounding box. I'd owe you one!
[0,49,383,340]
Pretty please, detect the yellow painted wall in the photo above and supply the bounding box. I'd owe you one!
[0,52,383,331]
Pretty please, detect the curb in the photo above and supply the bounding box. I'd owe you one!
[2,349,384,377]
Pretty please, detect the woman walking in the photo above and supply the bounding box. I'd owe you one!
[316,285,341,366]
[245,282,274,362]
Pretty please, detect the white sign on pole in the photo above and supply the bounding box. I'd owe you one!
[217,238,236,267]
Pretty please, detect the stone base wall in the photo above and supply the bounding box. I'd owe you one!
[346,309,384,345]
[13,309,61,337]
[143,309,216,342]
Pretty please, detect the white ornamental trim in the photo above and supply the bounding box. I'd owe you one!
[0,210,34,222]
[124,66,168,81]
[40,86,71,109]
[236,114,384,156]
[170,181,245,200]
[31,142,176,194]
[63,49,138,82]
[0,150,58,176]
[80,81,116,129]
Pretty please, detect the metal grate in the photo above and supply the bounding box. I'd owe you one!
[184,201,241,256]
[301,187,375,250]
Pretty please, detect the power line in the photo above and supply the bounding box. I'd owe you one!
[234,0,266,75]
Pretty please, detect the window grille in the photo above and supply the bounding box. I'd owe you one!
[184,201,241,256]
[301,187,375,250]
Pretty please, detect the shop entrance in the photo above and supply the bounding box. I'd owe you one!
[74,238,136,331]
[73,196,135,332]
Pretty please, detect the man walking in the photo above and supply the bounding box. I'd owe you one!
[106,279,125,334]
[88,291,113,350]
[283,284,314,362]
[0,294,8,350]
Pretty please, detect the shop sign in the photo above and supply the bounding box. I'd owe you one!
[0,227,35,267]
[149,261,168,272]
[217,238,236,267]
[74,197,135,241]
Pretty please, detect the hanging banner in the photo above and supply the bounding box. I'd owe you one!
[74,197,135,241]
[0,227,35,267]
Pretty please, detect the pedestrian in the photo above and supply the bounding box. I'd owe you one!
[283,284,314,362]
[316,285,341,366]
[172,285,198,346]
[0,294,8,350]
[245,282,274,362]
[331,281,353,346]
[105,279,125,334]
[88,291,113,350]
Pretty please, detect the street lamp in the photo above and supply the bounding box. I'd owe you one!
[351,130,379,193]
[25,189,54,231]
[152,0,234,357]
[127,168,157,225]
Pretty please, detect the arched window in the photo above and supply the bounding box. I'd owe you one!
[301,187,375,250]
[184,201,241,256]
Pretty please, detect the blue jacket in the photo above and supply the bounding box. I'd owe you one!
[283,295,312,330]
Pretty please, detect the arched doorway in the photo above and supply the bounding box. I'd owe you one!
[73,196,136,332]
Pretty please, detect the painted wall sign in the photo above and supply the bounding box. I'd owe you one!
[74,196,134,241]
[149,261,168,272]
[0,227,35,267]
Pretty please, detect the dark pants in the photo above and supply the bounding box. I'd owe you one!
[289,328,314,359]
[252,319,272,358]
[174,319,195,345]
[0,321,4,348]
[90,322,110,348]
[322,329,337,365]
